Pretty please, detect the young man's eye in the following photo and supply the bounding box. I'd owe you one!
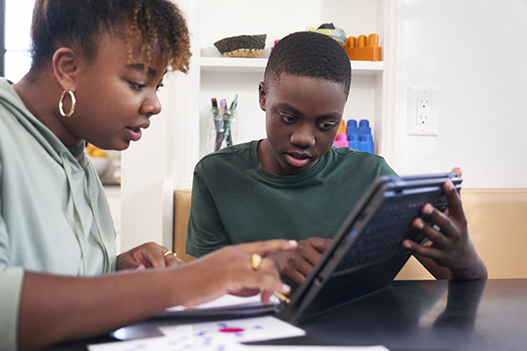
[129,82,146,91]
[318,122,337,131]
[279,113,296,124]
[156,84,164,91]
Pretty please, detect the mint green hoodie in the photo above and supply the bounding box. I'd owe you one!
[0,78,117,350]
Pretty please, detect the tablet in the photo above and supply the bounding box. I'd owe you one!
[281,172,462,322]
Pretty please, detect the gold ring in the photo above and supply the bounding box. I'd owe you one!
[164,250,176,257]
[251,253,263,270]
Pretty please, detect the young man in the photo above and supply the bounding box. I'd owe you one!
[185,31,487,286]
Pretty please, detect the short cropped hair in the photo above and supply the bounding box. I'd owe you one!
[30,0,191,75]
[264,31,351,98]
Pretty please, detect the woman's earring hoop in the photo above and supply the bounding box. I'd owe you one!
[59,90,76,118]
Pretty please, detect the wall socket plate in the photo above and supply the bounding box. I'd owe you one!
[406,86,440,136]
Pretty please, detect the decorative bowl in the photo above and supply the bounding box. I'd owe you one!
[214,34,267,58]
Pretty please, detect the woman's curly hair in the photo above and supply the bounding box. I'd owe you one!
[30,0,191,74]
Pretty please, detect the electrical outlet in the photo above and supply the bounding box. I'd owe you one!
[417,97,431,125]
[407,87,439,136]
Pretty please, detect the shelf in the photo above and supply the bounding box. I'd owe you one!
[199,57,384,76]
[349,61,384,76]
[200,57,267,73]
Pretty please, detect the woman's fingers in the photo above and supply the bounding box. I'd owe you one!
[179,240,297,308]
[163,250,181,267]
[253,256,291,293]
[242,239,298,257]
[126,242,168,268]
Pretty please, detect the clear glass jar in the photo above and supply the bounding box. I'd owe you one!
[207,96,239,153]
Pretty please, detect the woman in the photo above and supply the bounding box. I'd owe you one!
[0,1,295,349]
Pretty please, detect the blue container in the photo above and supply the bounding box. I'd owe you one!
[360,134,374,154]
[349,133,360,150]
[358,119,371,138]
[347,119,359,142]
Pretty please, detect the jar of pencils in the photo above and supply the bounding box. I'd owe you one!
[208,95,239,153]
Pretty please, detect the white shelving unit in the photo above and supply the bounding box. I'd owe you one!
[181,0,402,163]
[197,56,385,157]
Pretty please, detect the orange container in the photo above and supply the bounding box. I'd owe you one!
[336,119,347,135]
[345,33,381,61]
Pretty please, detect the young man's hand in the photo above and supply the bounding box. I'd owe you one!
[402,176,488,280]
[268,237,332,285]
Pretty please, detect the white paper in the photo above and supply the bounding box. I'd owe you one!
[239,347,390,351]
[158,316,304,343]
[89,335,389,351]
[165,293,279,312]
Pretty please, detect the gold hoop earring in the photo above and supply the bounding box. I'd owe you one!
[59,90,76,118]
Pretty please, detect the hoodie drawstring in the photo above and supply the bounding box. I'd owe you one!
[61,152,88,275]
[83,162,111,273]
[61,152,111,275]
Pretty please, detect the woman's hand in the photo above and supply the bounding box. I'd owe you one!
[175,239,297,306]
[116,242,183,270]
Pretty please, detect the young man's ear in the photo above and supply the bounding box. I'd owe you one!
[52,47,79,92]
[258,81,267,111]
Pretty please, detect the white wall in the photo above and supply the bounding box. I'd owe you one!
[400,0,527,188]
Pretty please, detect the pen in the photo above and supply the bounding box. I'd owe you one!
[215,99,227,151]
[274,291,290,304]
[211,98,219,123]
[229,94,238,113]
[220,108,232,149]
[226,94,238,146]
